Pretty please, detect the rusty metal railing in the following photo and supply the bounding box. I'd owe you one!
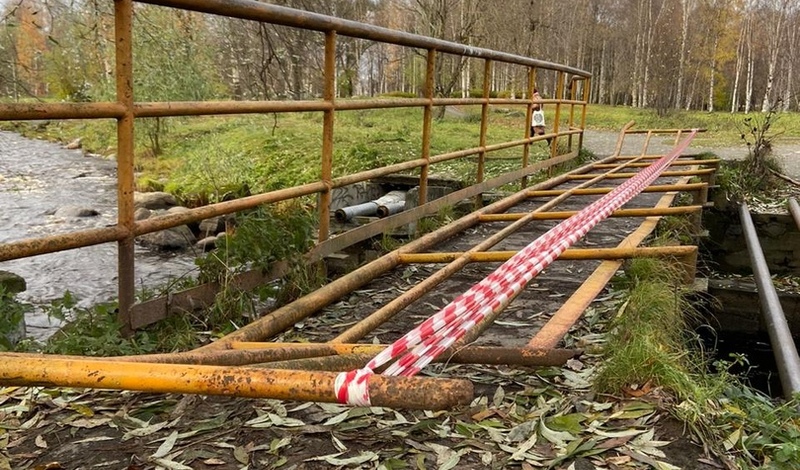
[0,0,590,332]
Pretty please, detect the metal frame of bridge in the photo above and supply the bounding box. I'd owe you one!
[0,1,717,409]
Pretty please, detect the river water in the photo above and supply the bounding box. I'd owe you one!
[0,131,198,340]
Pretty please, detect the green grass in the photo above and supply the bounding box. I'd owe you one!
[596,252,800,469]
[5,102,798,204]
[596,258,697,396]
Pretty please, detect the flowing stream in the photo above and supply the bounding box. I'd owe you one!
[0,131,198,340]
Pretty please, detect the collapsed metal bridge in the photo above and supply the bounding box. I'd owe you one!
[0,124,716,409]
[0,1,717,409]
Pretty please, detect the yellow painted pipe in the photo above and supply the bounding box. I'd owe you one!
[566,169,715,179]
[528,182,707,197]
[398,245,697,264]
[593,159,719,168]
[478,205,702,222]
[0,353,473,410]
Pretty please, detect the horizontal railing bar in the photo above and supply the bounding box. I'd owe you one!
[0,226,128,262]
[0,102,126,120]
[139,0,590,77]
[130,97,587,118]
[0,98,587,121]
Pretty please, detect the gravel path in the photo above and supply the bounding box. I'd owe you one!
[583,129,800,180]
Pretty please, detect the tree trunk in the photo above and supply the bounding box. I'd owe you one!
[731,15,747,113]
[761,0,787,112]
[676,0,691,109]
[745,10,754,114]
[708,37,718,112]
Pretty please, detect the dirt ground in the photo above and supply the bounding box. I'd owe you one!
[2,136,739,469]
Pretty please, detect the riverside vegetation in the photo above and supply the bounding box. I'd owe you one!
[1,103,800,468]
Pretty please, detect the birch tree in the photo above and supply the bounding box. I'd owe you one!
[760,0,789,112]
[675,0,693,109]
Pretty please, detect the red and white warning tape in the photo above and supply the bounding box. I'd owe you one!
[335,130,699,406]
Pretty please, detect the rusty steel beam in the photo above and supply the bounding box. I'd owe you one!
[613,155,716,163]
[136,97,591,118]
[130,262,289,330]
[0,353,472,410]
[612,121,636,156]
[257,348,580,371]
[550,71,565,157]
[133,100,332,117]
[593,159,719,168]
[578,78,590,152]
[566,169,716,179]
[230,342,581,367]
[528,182,707,197]
[397,246,697,264]
[478,205,702,222]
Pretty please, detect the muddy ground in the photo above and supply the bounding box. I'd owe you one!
[2,137,735,469]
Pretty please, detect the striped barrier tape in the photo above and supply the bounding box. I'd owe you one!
[335,130,699,406]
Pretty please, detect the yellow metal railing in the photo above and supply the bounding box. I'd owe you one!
[0,0,591,332]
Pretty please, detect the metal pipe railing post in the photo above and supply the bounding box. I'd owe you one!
[476,58,492,205]
[551,70,565,158]
[114,0,135,335]
[521,66,537,189]
[740,203,800,399]
[318,31,337,242]
[579,77,589,154]
[418,49,435,207]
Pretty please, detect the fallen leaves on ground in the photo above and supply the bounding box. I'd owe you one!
[0,301,722,470]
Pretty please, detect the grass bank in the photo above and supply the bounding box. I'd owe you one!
[598,255,800,469]
[5,102,798,203]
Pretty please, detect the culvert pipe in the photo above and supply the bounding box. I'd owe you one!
[375,191,406,218]
[334,201,379,222]
[739,202,800,399]
[334,190,407,222]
